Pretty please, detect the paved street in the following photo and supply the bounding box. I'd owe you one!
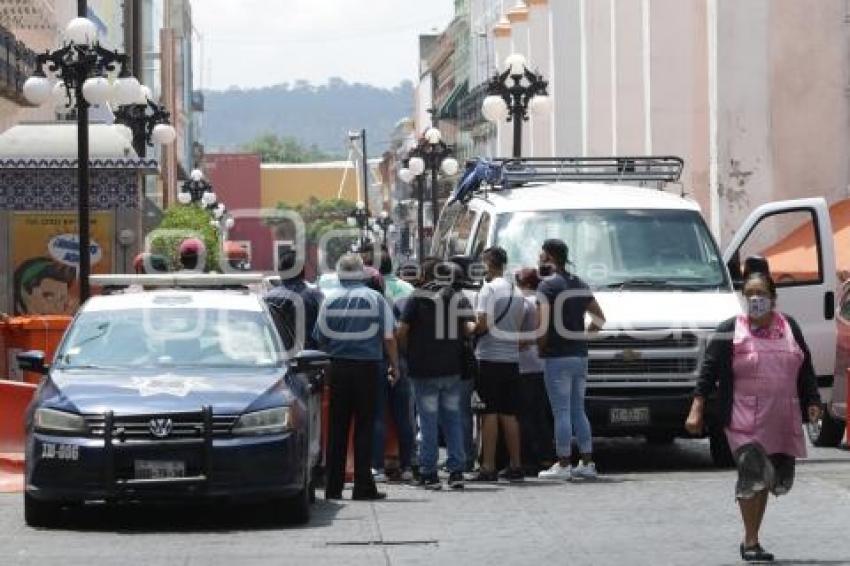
[1,438,848,566]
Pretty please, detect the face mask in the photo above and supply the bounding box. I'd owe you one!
[747,295,772,319]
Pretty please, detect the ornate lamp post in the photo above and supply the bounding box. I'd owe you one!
[177,169,234,251]
[372,210,394,244]
[346,200,370,247]
[22,7,165,303]
[398,127,459,260]
[113,95,176,158]
[482,53,551,158]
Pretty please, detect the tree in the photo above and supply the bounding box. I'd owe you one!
[241,132,341,164]
[266,197,359,270]
[148,205,220,271]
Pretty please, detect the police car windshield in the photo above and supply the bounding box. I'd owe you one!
[494,209,728,290]
[57,308,282,369]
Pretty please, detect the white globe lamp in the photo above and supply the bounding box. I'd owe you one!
[190,168,204,182]
[441,157,460,177]
[82,77,110,105]
[23,76,51,105]
[151,123,176,145]
[482,95,509,123]
[398,168,414,184]
[424,127,442,145]
[224,217,235,230]
[529,94,552,116]
[505,53,527,76]
[408,157,425,176]
[177,191,192,205]
[113,76,141,106]
[65,17,97,45]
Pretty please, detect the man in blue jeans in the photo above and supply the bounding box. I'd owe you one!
[397,258,472,490]
[536,239,606,481]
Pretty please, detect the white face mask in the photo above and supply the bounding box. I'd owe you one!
[747,295,772,319]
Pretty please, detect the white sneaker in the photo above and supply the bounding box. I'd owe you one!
[571,461,597,480]
[372,468,387,483]
[399,469,414,482]
[537,462,572,481]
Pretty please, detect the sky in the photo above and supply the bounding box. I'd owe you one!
[191,0,456,91]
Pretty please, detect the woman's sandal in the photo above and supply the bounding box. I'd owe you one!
[740,543,775,562]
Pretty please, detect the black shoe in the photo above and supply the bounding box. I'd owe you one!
[324,491,343,501]
[469,470,498,482]
[505,467,525,483]
[418,474,442,490]
[351,490,387,501]
[740,543,774,562]
[448,472,464,490]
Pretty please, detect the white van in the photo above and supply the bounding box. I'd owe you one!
[433,157,837,465]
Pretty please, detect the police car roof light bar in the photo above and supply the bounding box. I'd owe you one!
[91,274,265,289]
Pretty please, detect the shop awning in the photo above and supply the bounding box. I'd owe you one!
[437,81,468,121]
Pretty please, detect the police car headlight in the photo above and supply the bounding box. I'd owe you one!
[34,408,87,434]
[232,407,292,435]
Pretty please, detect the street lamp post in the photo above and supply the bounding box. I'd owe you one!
[397,127,459,261]
[373,210,393,244]
[177,169,234,260]
[482,53,551,158]
[113,96,176,158]
[22,4,171,303]
[346,200,370,248]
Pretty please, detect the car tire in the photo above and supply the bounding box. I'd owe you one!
[24,493,64,528]
[645,432,677,445]
[709,426,735,468]
[808,405,846,448]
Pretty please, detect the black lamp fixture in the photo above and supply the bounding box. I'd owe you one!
[177,168,235,233]
[113,96,176,158]
[398,127,459,261]
[372,210,394,243]
[482,52,551,158]
[347,200,370,247]
[21,3,174,303]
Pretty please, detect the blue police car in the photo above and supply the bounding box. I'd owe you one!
[17,274,328,527]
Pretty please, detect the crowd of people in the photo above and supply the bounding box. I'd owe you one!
[264,238,603,499]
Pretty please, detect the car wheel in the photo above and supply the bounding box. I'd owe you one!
[808,405,846,448]
[709,426,735,468]
[24,493,64,528]
[645,432,677,445]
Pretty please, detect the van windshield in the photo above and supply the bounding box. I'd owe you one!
[493,209,728,290]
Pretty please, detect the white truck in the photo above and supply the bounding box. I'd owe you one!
[433,157,837,465]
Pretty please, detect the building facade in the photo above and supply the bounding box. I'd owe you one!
[451,0,850,245]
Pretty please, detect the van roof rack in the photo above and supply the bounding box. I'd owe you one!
[91,273,265,292]
[493,156,684,189]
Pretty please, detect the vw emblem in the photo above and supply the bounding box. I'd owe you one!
[149,418,173,438]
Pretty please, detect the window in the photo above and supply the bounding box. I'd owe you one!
[471,212,491,260]
[448,208,477,257]
[734,210,821,286]
[433,204,462,258]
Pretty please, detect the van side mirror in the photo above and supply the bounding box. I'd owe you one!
[17,350,47,375]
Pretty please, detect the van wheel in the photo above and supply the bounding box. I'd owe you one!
[709,427,735,468]
[808,406,846,448]
[24,493,64,528]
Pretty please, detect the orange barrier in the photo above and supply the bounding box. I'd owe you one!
[0,379,36,493]
[0,379,37,454]
[4,316,70,383]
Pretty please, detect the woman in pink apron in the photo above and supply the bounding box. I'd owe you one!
[686,271,822,563]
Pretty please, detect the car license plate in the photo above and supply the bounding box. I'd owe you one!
[134,460,186,480]
[609,407,650,426]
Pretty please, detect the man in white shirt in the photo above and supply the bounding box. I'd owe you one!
[470,246,525,482]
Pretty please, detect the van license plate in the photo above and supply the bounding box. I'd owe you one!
[134,460,185,480]
[610,407,650,426]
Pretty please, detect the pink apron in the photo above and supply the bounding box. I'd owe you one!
[725,313,807,458]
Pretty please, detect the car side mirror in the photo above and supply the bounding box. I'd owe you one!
[292,350,330,374]
[17,350,47,375]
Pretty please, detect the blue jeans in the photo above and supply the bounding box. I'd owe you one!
[372,361,415,471]
[543,356,593,458]
[412,375,466,476]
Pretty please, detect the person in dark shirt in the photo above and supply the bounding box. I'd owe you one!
[264,246,323,353]
[536,239,606,481]
[397,258,473,490]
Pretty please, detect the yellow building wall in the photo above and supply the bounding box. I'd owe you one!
[260,164,363,208]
